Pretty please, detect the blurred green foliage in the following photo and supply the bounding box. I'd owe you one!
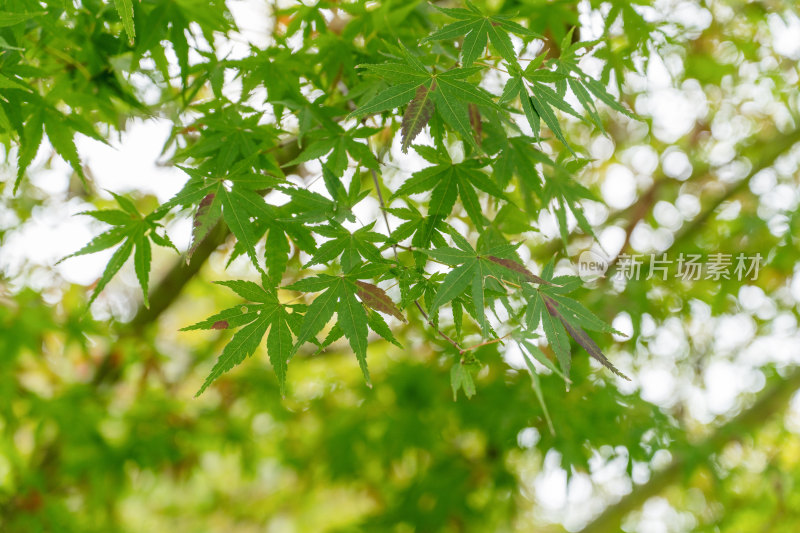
[2,0,800,532]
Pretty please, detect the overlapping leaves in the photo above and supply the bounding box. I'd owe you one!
[420,233,544,336]
[185,264,406,395]
[159,159,284,272]
[419,232,627,386]
[352,43,500,150]
[522,262,630,381]
[391,155,506,238]
[286,265,403,386]
[48,0,641,403]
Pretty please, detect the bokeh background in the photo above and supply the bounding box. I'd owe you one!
[2,0,800,531]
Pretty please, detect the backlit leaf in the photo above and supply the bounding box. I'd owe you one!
[355,281,405,322]
[189,193,222,258]
[133,230,151,308]
[401,83,436,153]
[338,282,371,385]
[87,238,135,308]
[350,82,420,118]
[450,362,476,400]
[113,0,135,44]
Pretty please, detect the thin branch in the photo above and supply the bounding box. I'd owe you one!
[602,127,800,274]
[462,332,512,353]
[414,300,464,352]
[370,168,394,241]
[669,129,800,252]
[92,142,304,385]
[370,169,467,352]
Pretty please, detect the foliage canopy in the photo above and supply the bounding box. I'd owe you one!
[2,0,800,531]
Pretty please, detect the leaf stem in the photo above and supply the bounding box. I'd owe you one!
[473,61,510,74]
[462,332,512,353]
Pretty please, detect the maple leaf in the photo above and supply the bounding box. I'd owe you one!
[522,263,628,381]
[421,238,545,337]
[392,160,507,237]
[159,161,285,273]
[287,264,399,386]
[502,74,577,154]
[450,360,478,400]
[61,192,177,309]
[401,83,436,153]
[182,280,299,396]
[284,126,380,176]
[355,281,406,322]
[352,43,501,151]
[113,0,135,44]
[189,193,221,258]
[423,1,541,66]
[305,221,386,273]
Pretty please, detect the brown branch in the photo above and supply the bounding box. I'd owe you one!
[600,127,800,274]
[128,222,228,332]
[533,126,800,266]
[669,128,800,252]
[414,300,464,352]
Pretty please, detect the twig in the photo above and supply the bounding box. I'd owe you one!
[461,332,512,353]
[576,367,800,533]
[370,169,467,351]
[414,300,464,352]
[369,168,396,252]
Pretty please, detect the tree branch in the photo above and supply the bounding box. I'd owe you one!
[602,127,800,272]
[92,143,303,383]
[668,128,800,251]
[576,366,800,533]
[572,129,800,529]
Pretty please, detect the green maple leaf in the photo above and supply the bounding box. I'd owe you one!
[304,220,386,273]
[61,192,177,309]
[543,158,600,247]
[349,43,430,119]
[183,280,298,396]
[383,205,450,267]
[14,107,44,193]
[514,337,562,435]
[502,74,577,154]
[278,186,338,223]
[392,160,506,234]
[159,162,284,272]
[507,44,638,146]
[421,237,543,337]
[352,43,501,151]
[423,1,541,66]
[277,166,369,227]
[14,104,100,194]
[287,264,400,386]
[522,263,629,381]
[113,0,135,44]
[450,360,477,400]
[494,135,553,213]
[284,127,380,177]
[44,111,89,187]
